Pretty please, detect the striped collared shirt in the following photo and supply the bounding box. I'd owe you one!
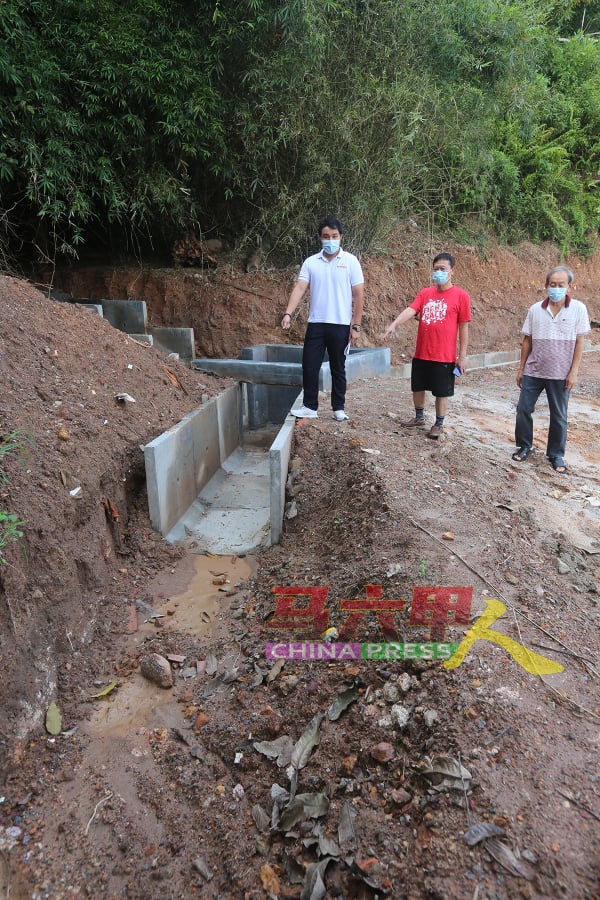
[522,295,591,379]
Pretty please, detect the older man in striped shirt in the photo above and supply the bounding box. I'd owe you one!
[512,265,591,474]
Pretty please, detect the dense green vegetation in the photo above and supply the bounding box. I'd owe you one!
[1,0,599,264]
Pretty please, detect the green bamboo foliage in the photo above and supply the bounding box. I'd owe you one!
[1,0,600,265]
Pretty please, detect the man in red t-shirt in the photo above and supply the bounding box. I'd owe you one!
[383,252,471,439]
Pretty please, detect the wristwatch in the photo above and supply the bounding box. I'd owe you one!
[351,324,361,331]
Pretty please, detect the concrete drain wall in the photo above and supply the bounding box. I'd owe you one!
[145,343,391,553]
[143,383,294,554]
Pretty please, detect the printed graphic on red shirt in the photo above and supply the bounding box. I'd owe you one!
[421,298,448,325]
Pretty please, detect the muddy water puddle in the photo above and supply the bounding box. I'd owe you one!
[85,553,255,739]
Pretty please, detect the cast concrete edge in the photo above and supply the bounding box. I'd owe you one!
[269,411,296,545]
[392,342,598,379]
[144,382,295,548]
[144,384,243,538]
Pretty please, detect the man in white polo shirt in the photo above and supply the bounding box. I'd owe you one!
[281,217,364,420]
[512,265,591,474]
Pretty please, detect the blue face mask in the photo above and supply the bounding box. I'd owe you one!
[322,239,340,255]
[547,287,567,303]
[432,269,449,285]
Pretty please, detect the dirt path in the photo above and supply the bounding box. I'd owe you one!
[2,352,598,899]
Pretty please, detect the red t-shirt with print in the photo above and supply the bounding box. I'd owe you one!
[409,285,471,363]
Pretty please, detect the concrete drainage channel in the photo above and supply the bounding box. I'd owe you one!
[49,290,391,553]
[56,291,589,554]
[146,343,391,553]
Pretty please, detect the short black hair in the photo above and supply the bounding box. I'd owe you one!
[318,216,343,236]
[433,251,455,268]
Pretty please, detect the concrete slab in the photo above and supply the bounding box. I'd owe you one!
[101,299,147,333]
[149,327,195,361]
[193,345,391,413]
[217,388,243,463]
[221,447,270,477]
[193,359,303,386]
[269,412,295,545]
[164,443,272,554]
[200,470,270,507]
[244,382,299,428]
[168,507,270,555]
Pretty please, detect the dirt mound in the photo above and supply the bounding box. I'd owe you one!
[0,276,231,739]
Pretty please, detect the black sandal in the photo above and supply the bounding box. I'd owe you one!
[551,460,568,474]
[512,447,533,462]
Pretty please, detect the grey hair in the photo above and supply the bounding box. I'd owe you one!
[546,265,574,285]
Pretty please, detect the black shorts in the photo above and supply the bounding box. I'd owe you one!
[411,358,456,397]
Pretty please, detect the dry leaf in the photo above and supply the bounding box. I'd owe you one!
[338,800,357,847]
[259,863,280,895]
[45,702,62,735]
[463,822,505,846]
[291,712,324,770]
[251,804,271,833]
[91,680,118,699]
[266,658,285,682]
[485,838,534,879]
[253,735,294,767]
[328,686,359,721]
[161,365,187,394]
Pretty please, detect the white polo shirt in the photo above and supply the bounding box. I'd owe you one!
[297,248,364,325]
[522,296,591,379]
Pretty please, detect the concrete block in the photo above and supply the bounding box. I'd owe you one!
[195,345,391,393]
[101,298,147,334]
[193,359,303,386]
[342,346,391,382]
[48,289,73,303]
[241,344,303,363]
[466,353,486,371]
[129,333,154,345]
[393,363,412,379]
[144,384,241,535]
[148,327,195,361]
[243,382,297,429]
[269,411,295,545]
[217,385,243,464]
[483,350,520,368]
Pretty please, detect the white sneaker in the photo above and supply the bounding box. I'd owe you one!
[291,405,318,419]
[333,410,349,421]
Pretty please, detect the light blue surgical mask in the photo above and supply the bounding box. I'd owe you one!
[432,269,449,285]
[322,239,340,255]
[547,287,567,303]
